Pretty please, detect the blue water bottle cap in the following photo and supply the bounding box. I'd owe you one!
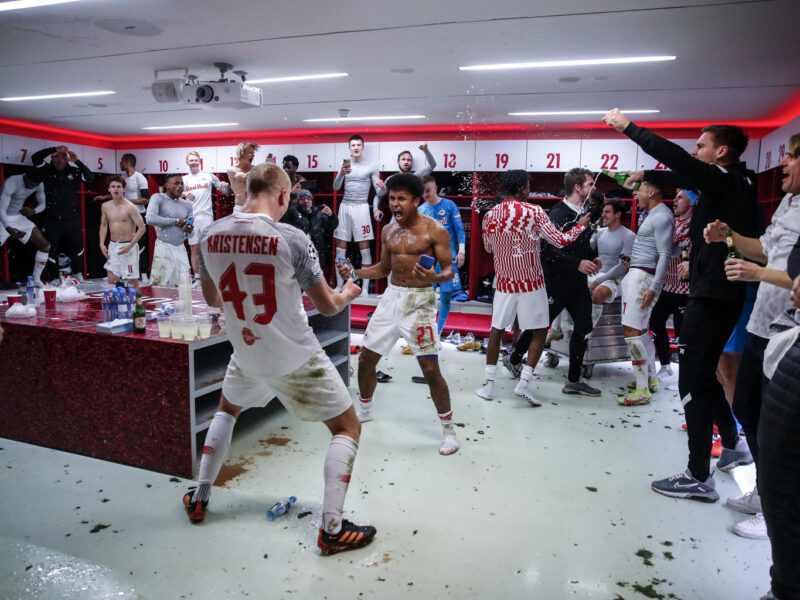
[289,496,297,503]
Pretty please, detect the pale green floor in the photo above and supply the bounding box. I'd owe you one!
[0,334,771,600]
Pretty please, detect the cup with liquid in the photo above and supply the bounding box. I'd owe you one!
[157,314,171,338]
[170,315,184,340]
[183,315,199,341]
[197,312,212,338]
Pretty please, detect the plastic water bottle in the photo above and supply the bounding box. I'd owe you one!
[110,290,119,320]
[26,276,35,305]
[178,270,192,315]
[266,496,296,521]
[128,288,136,317]
[117,289,128,319]
[102,291,111,322]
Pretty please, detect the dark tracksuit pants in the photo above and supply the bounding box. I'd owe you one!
[731,334,769,474]
[511,284,593,383]
[43,217,84,277]
[649,290,687,365]
[759,338,800,600]
[679,296,742,481]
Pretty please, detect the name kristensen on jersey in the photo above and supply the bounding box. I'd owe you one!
[205,233,279,255]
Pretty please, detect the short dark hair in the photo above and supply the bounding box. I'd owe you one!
[641,179,663,195]
[385,173,423,199]
[164,173,183,184]
[24,168,43,184]
[501,169,529,196]
[397,150,412,161]
[421,175,436,186]
[603,198,625,215]
[120,153,137,166]
[106,174,125,187]
[348,134,364,145]
[564,168,593,195]
[282,154,299,168]
[701,124,749,161]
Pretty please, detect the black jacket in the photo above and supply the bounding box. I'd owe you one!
[541,200,596,291]
[624,123,760,304]
[789,234,800,280]
[283,204,338,263]
[32,146,94,222]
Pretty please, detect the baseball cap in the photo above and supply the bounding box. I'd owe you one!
[297,189,313,199]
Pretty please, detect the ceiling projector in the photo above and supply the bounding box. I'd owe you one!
[151,79,262,109]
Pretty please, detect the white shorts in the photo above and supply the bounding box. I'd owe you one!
[363,283,440,357]
[104,240,140,280]
[150,238,190,286]
[491,288,549,331]
[621,268,660,330]
[221,348,351,422]
[589,274,620,303]
[334,203,374,242]
[187,211,213,246]
[2,214,36,245]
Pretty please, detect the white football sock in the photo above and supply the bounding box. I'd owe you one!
[625,336,649,391]
[438,410,459,455]
[32,250,49,283]
[322,435,358,534]
[194,411,236,502]
[642,333,657,379]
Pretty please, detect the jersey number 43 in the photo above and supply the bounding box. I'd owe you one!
[218,263,277,324]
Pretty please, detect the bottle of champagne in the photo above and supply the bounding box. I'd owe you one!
[726,229,743,259]
[591,216,604,232]
[133,290,147,334]
[601,168,640,191]
[680,245,690,282]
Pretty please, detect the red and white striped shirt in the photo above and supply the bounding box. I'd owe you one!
[662,214,691,294]
[482,200,585,293]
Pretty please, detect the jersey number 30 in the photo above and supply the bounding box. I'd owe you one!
[218,263,277,324]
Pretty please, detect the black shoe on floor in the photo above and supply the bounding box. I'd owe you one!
[411,375,426,384]
[376,370,392,383]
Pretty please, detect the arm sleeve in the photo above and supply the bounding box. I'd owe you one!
[590,231,599,251]
[31,147,56,167]
[481,213,493,254]
[33,184,46,214]
[415,148,437,176]
[333,172,344,191]
[371,166,381,194]
[75,160,94,183]
[374,173,394,205]
[449,201,466,248]
[210,173,221,189]
[325,209,339,232]
[284,226,324,289]
[0,184,11,226]
[652,215,676,292]
[540,204,585,270]
[537,206,586,248]
[145,195,176,226]
[625,123,729,193]
[135,173,150,199]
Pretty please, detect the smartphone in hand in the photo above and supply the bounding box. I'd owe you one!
[418,254,435,269]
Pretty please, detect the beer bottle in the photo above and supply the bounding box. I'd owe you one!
[133,290,147,334]
[725,229,743,259]
[591,216,604,232]
[680,245,690,282]
[601,168,640,191]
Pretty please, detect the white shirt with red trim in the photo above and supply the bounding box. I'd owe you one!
[482,200,585,293]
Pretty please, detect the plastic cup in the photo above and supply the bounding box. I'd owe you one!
[7,294,21,306]
[197,313,212,338]
[183,315,198,341]
[170,315,184,340]
[157,314,171,338]
[44,289,57,310]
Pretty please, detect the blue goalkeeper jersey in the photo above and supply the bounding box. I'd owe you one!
[419,197,465,260]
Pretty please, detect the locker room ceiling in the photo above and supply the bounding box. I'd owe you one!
[1,0,798,137]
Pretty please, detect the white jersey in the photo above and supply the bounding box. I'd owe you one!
[124,171,149,213]
[200,212,324,377]
[332,161,381,204]
[182,171,221,218]
[0,174,45,226]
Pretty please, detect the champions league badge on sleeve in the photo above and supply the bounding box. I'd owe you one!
[307,240,318,263]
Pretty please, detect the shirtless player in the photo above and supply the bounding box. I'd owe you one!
[338,173,459,455]
[99,175,146,289]
[226,142,259,213]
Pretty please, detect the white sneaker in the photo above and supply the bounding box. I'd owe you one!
[732,512,768,540]
[439,433,459,455]
[141,274,150,284]
[191,278,201,289]
[727,487,762,514]
[514,382,542,407]
[474,386,494,401]
[657,365,673,378]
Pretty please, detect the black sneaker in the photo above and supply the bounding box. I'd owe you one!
[502,354,522,379]
[562,380,601,397]
[317,519,377,555]
[183,487,208,523]
[411,375,426,384]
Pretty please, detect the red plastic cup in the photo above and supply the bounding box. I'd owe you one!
[44,289,57,310]
[7,294,21,306]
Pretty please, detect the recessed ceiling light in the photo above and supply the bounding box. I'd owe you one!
[303,115,426,122]
[0,0,79,11]
[0,90,115,101]
[509,110,660,116]
[248,73,348,84]
[460,56,676,71]
[142,123,239,130]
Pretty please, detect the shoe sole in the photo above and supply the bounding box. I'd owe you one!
[651,486,719,503]
[317,532,376,555]
[732,528,769,540]
[515,392,541,407]
[617,398,651,406]
[474,390,493,401]
[183,493,206,522]
[716,457,754,472]
[564,388,602,397]
[726,500,760,515]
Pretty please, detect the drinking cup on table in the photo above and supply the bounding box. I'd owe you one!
[7,294,21,306]
[183,315,198,341]
[197,312,212,338]
[157,314,171,338]
[170,315,184,340]
[44,290,57,310]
